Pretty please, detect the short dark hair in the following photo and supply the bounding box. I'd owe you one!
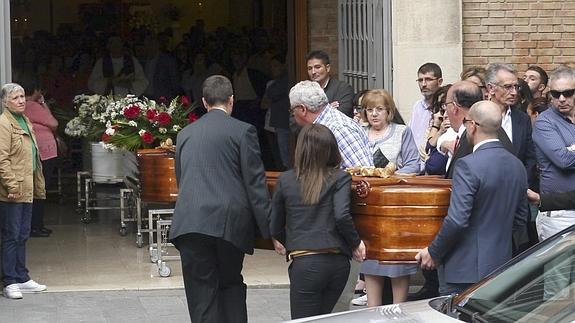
[306,50,330,65]
[527,65,549,86]
[454,82,483,109]
[202,75,233,106]
[418,62,442,78]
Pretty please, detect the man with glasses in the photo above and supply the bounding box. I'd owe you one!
[410,81,514,301]
[289,80,372,169]
[531,66,575,300]
[532,65,575,242]
[408,63,443,173]
[416,100,528,296]
[486,64,536,182]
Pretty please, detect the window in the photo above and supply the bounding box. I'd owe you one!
[338,0,392,92]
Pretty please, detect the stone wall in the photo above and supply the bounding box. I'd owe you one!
[462,0,575,73]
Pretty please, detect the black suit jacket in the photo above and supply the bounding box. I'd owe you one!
[270,170,361,258]
[540,190,575,212]
[170,109,271,254]
[510,108,537,187]
[324,78,355,118]
[446,128,514,179]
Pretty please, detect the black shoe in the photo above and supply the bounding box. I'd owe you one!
[40,227,53,234]
[407,286,439,301]
[30,229,50,238]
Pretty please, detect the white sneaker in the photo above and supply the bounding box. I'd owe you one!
[3,284,23,299]
[18,280,47,293]
[351,293,368,306]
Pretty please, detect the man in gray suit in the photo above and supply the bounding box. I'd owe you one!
[170,75,271,323]
[416,100,528,296]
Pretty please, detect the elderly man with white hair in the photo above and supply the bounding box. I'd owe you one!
[289,80,373,168]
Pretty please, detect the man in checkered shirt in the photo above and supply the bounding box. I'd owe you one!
[288,80,373,169]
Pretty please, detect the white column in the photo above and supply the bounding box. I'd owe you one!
[392,0,463,121]
[0,0,11,85]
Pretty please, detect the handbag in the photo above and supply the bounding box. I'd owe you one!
[373,148,390,168]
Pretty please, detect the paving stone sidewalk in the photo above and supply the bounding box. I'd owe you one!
[0,288,291,323]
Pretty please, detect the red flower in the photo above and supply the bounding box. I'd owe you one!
[146,109,157,121]
[156,112,172,126]
[187,112,199,123]
[123,105,141,119]
[101,133,111,142]
[180,95,190,106]
[141,131,154,144]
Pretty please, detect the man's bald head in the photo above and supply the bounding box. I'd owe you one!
[468,100,502,137]
[451,80,483,110]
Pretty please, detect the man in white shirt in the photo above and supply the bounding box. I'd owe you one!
[409,63,443,173]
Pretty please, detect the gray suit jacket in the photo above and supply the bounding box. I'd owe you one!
[170,109,271,254]
[429,141,528,284]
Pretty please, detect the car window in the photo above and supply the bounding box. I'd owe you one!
[452,227,575,323]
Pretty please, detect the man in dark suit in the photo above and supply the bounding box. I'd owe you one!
[442,81,514,179]
[486,63,537,181]
[416,100,529,295]
[170,75,271,323]
[306,50,355,117]
[410,81,514,301]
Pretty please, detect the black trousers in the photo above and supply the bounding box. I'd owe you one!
[31,158,57,230]
[289,253,350,320]
[175,233,247,323]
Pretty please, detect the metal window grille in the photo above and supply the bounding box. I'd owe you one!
[338,0,392,93]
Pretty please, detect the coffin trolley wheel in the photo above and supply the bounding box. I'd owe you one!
[136,234,144,248]
[150,249,159,263]
[158,262,171,277]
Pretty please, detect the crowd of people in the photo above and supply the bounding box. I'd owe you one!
[166,55,574,322]
[3,26,575,321]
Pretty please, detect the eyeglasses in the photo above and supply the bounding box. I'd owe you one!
[289,105,303,114]
[549,88,575,99]
[416,77,439,84]
[365,106,388,114]
[494,83,520,93]
[462,118,482,127]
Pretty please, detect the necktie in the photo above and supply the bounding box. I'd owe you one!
[454,135,460,152]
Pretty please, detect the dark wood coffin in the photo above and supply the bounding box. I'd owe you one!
[136,149,178,203]
[259,172,452,263]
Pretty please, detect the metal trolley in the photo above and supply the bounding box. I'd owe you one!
[148,209,179,277]
[76,171,136,226]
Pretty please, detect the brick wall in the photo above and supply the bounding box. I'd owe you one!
[307,0,339,79]
[462,0,575,74]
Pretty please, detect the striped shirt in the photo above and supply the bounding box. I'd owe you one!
[314,105,374,168]
[533,106,575,195]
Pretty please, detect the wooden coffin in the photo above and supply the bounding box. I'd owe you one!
[259,172,452,263]
[137,149,178,203]
[351,176,451,263]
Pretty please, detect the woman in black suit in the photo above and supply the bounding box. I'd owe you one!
[270,124,366,320]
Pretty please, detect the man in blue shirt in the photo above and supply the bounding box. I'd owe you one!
[532,65,575,301]
[532,65,575,242]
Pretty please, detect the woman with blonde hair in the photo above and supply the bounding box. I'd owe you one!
[270,124,366,319]
[358,89,419,306]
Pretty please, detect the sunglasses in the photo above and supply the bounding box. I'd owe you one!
[549,89,575,99]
